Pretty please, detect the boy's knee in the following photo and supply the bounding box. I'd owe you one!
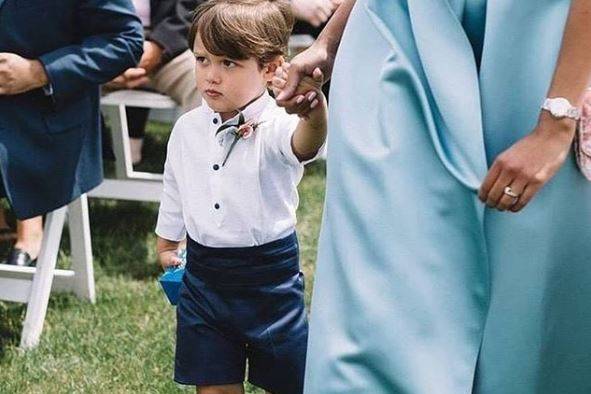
[197,384,244,394]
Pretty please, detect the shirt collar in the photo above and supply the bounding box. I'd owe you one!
[205,90,272,138]
[203,89,272,145]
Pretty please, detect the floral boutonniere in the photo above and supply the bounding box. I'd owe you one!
[217,111,265,166]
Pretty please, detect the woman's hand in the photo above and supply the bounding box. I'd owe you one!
[273,63,324,118]
[478,112,577,212]
[276,43,332,117]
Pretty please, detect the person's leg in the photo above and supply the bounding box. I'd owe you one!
[150,50,201,113]
[100,114,116,161]
[175,269,247,389]
[247,272,308,394]
[197,384,244,394]
[126,107,150,164]
[5,216,44,266]
[15,216,43,259]
[0,207,16,241]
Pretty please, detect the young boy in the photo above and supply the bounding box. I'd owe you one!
[155,1,327,393]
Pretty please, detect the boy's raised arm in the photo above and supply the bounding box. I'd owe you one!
[286,68,328,161]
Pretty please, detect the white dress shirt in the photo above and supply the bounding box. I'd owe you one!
[155,91,321,247]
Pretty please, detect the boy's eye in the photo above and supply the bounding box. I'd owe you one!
[222,60,237,68]
[195,56,207,64]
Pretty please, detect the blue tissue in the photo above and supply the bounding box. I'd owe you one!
[158,249,186,305]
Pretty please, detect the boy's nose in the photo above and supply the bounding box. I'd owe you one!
[206,68,221,84]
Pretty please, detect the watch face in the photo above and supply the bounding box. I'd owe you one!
[550,98,570,117]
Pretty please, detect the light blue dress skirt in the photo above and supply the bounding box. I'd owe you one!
[304,1,591,393]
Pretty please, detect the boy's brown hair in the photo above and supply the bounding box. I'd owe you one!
[188,0,294,67]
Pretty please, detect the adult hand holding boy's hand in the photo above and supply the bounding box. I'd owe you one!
[0,53,48,95]
[274,63,324,119]
[276,43,332,118]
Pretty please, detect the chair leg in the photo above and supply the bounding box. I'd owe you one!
[102,104,134,179]
[67,195,95,303]
[19,206,67,349]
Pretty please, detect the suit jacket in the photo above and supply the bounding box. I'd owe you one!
[147,0,198,63]
[0,0,143,219]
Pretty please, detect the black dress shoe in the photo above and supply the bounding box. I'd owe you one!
[6,248,35,267]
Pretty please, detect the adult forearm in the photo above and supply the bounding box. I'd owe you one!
[546,0,591,107]
[316,0,355,58]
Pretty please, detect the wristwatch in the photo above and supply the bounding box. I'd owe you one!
[541,97,581,121]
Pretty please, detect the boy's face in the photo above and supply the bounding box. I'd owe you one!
[193,34,278,116]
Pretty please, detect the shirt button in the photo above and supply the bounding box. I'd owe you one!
[213,164,220,171]
[213,118,218,124]
[214,203,220,210]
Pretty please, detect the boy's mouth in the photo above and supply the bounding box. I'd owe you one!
[204,89,223,98]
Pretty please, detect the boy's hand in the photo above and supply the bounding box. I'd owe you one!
[273,63,324,118]
[158,249,182,270]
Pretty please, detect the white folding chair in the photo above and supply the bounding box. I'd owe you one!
[90,90,180,203]
[0,195,95,349]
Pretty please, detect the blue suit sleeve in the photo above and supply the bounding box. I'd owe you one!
[38,0,144,106]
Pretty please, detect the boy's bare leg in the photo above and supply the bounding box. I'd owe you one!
[197,384,244,394]
[14,216,43,259]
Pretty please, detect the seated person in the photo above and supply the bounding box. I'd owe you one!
[0,0,143,266]
[105,0,201,164]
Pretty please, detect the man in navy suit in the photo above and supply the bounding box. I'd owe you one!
[0,0,143,265]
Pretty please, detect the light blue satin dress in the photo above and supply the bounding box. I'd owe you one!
[304,1,591,393]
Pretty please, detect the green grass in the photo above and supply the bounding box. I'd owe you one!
[0,121,326,393]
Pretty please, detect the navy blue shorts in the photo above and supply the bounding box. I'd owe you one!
[174,232,308,394]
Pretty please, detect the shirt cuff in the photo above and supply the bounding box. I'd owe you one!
[42,82,54,96]
[155,215,187,242]
[304,141,327,164]
[278,127,304,167]
[281,128,326,166]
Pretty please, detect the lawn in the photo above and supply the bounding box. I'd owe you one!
[0,121,326,393]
